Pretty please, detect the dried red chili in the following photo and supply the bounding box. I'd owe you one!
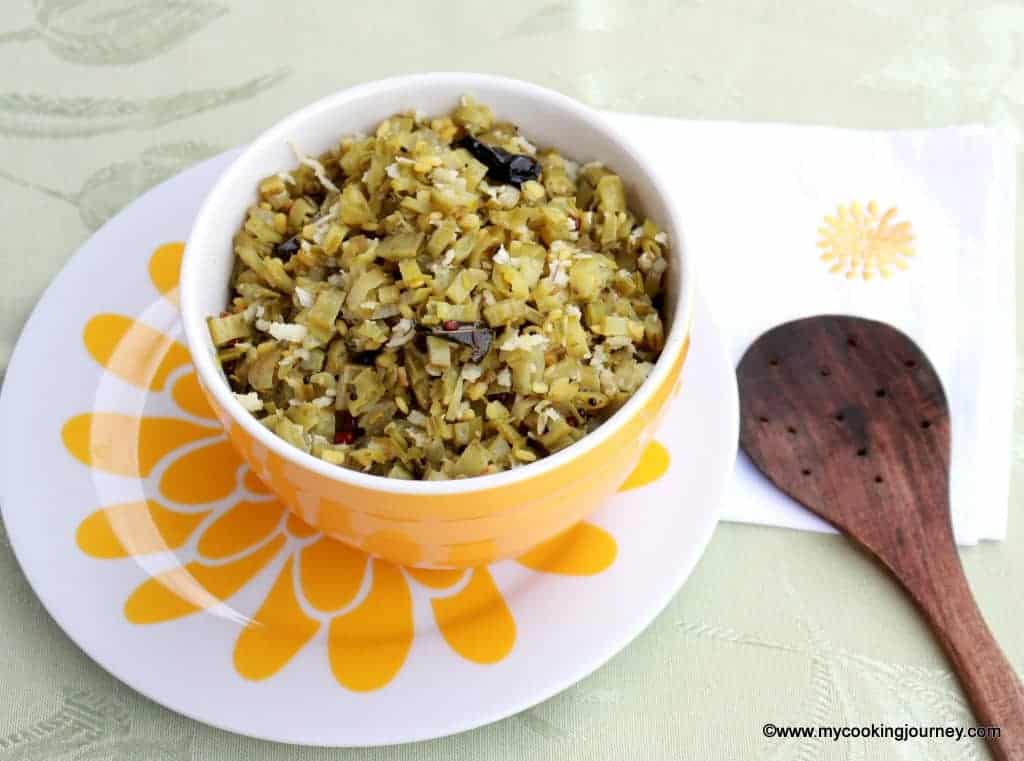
[428,322,494,362]
[334,411,359,445]
[454,136,541,188]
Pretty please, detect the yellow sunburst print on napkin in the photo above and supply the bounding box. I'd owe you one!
[63,242,670,692]
[818,201,915,280]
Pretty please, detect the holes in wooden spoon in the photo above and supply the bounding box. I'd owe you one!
[874,475,884,484]
[857,448,868,457]
[847,337,858,348]
[801,468,812,476]
[904,359,917,368]
[921,420,931,429]
[820,368,831,377]
[769,358,779,367]
[786,426,797,435]
[834,412,845,422]
[875,388,887,398]
[759,416,769,424]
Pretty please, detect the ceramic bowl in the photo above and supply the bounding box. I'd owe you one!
[181,72,693,568]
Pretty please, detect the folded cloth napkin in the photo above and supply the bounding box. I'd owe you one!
[606,114,1016,544]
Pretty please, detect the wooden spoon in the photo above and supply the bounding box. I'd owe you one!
[737,315,1024,760]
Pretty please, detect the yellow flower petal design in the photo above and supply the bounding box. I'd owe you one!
[618,441,669,492]
[63,413,220,477]
[171,371,216,421]
[516,522,617,575]
[817,201,915,279]
[405,568,466,589]
[328,560,413,692]
[243,469,272,495]
[197,499,286,560]
[285,513,318,538]
[159,438,241,505]
[76,500,209,559]
[149,242,184,305]
[84,314,190,391]
[234,557,320,680]
[300,537,367,612]
[430,569,515,664]
[124,535,285,624]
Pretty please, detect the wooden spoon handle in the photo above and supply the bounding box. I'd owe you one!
[890,540,1024,761]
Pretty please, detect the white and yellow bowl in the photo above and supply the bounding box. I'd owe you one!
[181,73,693,568]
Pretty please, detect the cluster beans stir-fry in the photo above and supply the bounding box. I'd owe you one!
[208,96,670,480]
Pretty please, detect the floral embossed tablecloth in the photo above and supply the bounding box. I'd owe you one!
[0,1,1021,759]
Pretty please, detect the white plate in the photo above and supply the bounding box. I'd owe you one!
[0,151,738,746]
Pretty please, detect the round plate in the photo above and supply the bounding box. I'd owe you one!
[0,151,738,746]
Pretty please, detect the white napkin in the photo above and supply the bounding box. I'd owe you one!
[606,114,1016,544]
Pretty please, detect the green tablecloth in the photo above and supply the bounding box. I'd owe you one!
[0,1,1020,758]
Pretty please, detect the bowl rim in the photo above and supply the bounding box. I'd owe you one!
[181,71,693,497]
